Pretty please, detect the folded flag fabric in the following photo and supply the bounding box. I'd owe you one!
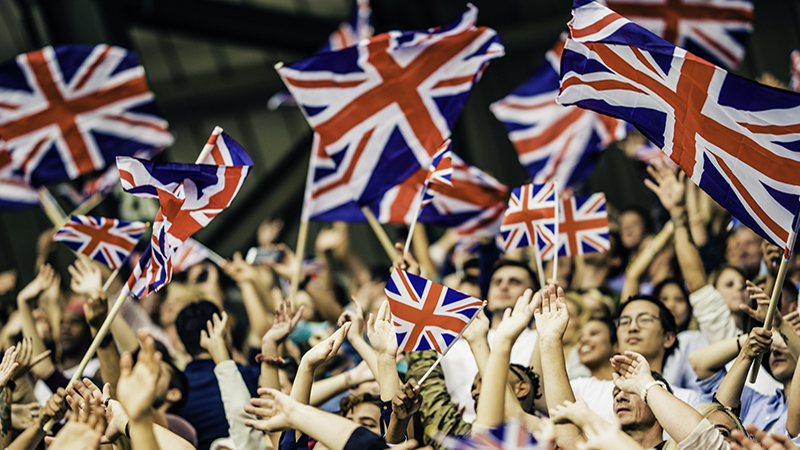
[0,44,173,209]
[490,33,624,188]
[536,192,609,260]
[500,183,556,252]
[201,127,254,166]
[53,215,146,270]
[419,140,454,209]
[285,4,504,221]
[385,268,484,353]
[431,419,541,450]
[558,0,800,250]
[171,238,212,273]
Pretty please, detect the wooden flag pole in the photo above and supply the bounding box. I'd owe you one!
[289,220,309,308]
[197,126,223,163]
[403,188,426,258]
[37,187,68,228]
[70,192,104,217]
[552,180,560,284]
[361,206,398,261]
[416,301,487,387]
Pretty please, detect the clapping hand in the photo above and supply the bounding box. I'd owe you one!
[337,297,366,343]
[644,160,686,216]
[200,312,231,363]
[68,260,103,300]
[494,288,536,347]
[610,351,656,396]
[54,382,107,450]
[244,387,299,432]
[0,346,18,388]
[10,337,51,381]
[533,284,569,345]
[263,300,304,350]
[301,323,350,370]
[17,265,55,304]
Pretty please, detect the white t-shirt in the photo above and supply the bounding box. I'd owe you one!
[440,327,538,423]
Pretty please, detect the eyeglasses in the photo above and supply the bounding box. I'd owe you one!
[615,313,660,329]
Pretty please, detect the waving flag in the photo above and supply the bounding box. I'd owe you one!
[385,268,484,353]
[432,420,541,450]
[419,140,453,209]
[172,238,212,273]
[0,44,174,209]
[500,183,556,252]
[201,127,253,166]
[268,0,373,110]
[490,34,624,187]
[536,193,609,260]
[557,0,800,249]
[604,0,753,69]
[283,5,505,221]
[53,215,146,269]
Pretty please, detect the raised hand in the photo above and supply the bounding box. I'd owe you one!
[367,301,399,358]
[731,424,800,450]
[83,295,109,334]
[393,243,420,276]
[784,311,800,336]
[244,387,299,432]
[53,385,106,450]
[68,259,104,299]
[549,397,599,428]
[200,312,230,363]
[224,252,259,284]
[258,219,284,247]
[337,297,366,343]
[392,379,422,421]
[316,224,348,257]
[0,270,16,296]
[17,265,55,304]
[98,382,129,444]
[644,160,686,216]
[610,351,656,396]
[10,337,50,381]
[0,346,18,388]
[264,243,297,280]
[38,388,68,428]
[533,284,569,345]
[742,281,779,327]
[263,299,304,348]
[462,308,490,345]
[117,331,162,421]
[301,323,351,370]
[740,327,772,360]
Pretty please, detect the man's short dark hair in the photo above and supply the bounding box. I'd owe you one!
[132,339,189,413]
[651,371,673,394]
[616,295,678,360]
[175,300,220,357]
[509,363,540,413]
[491,259,540,292]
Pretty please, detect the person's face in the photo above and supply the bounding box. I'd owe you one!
[471,373,482,407]
[619,212,645,250]
[616,301,675,361]
[706,410,738,444]
[726,228,762,274]
[60,312,90,352]
[345,403,380,433]
[769,333,796,382]
[581,292,609,319]
[487,266,532,313]
[578,321,616,367]
[657,283,690,328]
[613,386,657,430]
[715,268,746,314]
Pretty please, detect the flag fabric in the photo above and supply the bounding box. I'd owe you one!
[791,50,800,93]
[117,149,252,297]
[0,44,174,209]
[536,193,610,260]
[604,0,754,69]
[384,268,484,353]
[419,140,453,209]
[171,238,212,273]
[53,215,146,270]
[282,5,505,221]
[557,0,800,249]
[201,127,254,166]
[500,183,556,252]
[432,420,541,450]
[490,33,625,187]
[267,0,374,110]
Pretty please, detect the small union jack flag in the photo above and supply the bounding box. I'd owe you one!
[385,268,484,353]
[432,419,542,450]
[419,140,453,209]
[536,193,609,260]
[201,127,253,166]
[604,0,753,69]
[490,33,625,188]
[53,215,146,270]
[171,238,212,273]
[0,44,174,209]
[558,0,800,250]
[500,183,556,252]
[791,50,800,93]
[284,5,504,221]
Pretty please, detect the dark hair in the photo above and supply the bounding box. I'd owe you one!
[651,371,674,394]
[175,300,221,357]
[652,278,692,332]
[279,357,299,384]
[619,205,653,235]
[339,393,381,416]
[459,275,480,287]
[491,259,540,292]
[587,316,618,346]
[509,364,541,413]
[616,295,678,360]
[132,339,189,413]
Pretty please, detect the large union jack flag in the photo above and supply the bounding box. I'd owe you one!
[0,44,174,209]
[536,193,609,260]
[385,268,484,353]
[282,5,504,221]
[52,215,146,270]
[500,183,556,252]
[490,34,625,188]
[604,0,753,69]
[558,0,800,249]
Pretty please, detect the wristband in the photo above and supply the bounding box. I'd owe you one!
[98,333,114,349]
[640,380,667,405]
[125,422,131,438]
[736,334,742,353]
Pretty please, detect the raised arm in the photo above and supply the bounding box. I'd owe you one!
[366,300,401,403]
[0,346,18,448]
[16,266,57,381]
[715,327,772,409]
[116,331,162,450]
[620,222,675,302]
[292,324,350,405]
[260,300,304,392]
[338,299,379,380]
[688,334,744,381]
[225,252,275,349]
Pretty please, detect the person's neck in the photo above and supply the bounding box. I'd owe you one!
[626,424,664,449]
[588,361,615,381]
[490,314,502,330]
[783,376,793,396]
[645,353,664,373]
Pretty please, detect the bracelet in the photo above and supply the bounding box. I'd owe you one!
[125,422,131,438]
[736,334,742,353]
[255,354,284,366]
[640,380,667,405]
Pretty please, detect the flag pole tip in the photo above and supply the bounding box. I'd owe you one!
[274,62,284,70]
[145,222,151,227]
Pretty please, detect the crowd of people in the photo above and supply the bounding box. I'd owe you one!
[0,148,799,450]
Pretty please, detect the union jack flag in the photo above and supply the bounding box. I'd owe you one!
[172,237,212,273]
[500,183,556,252]
[558,0,800,249]
[490,34,625,188]
[791,50,800,93]
[267,0,374,110]
[604,0,753,69]
[201,126,253,166]
[385,268,484,353]
[432,420,542,450]
[536,193,609,260]
[283,5,504,221]
[53,215,146,270]
[419,140,453,209]
[0,44,174,209]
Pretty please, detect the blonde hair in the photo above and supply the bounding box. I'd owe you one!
[662,403,744,450]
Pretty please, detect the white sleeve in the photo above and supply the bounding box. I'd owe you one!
[214,360,267,450]
[678,418,729,450]
[688,286,739,343]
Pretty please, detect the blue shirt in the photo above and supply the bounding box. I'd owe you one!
[178,358,261,450]
[699,368,788,434]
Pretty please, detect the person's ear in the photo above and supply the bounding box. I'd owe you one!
[166,387,182,404]
[514,380,530,399]
[663,331,676,349]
